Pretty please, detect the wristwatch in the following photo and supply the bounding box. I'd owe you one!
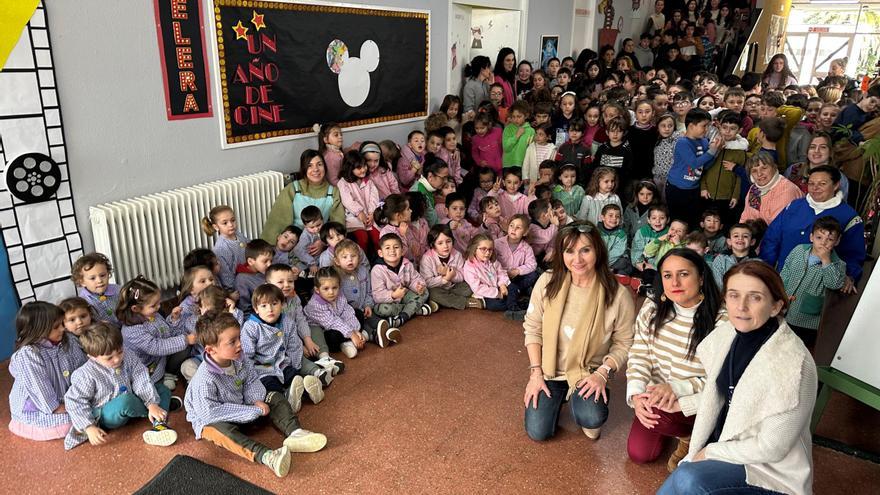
[599,364,614,379]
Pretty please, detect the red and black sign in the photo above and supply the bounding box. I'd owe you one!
[213,0,429,146]
[153,0,213,120]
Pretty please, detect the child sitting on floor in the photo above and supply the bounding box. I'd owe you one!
[293,206,326,278]
[527,198,559,263]
[598,204,632,276]
[489,167,536,220]
[332,241,398,349]
[420,224,478,310]
[578,166,623,225]
[8,302,86,441]
[273,225,303,276]
[370,234,437,330]
[699,210,727,260]
[201,205,249,293]
[494,214,539,302]
[59,297,93,345]
[644,219,688,264]
[468,167,498,224]
[462,234,525,321]
[72,253,121,327]
[443,192,480,253]
[235,240,274,315]
[317,222,370,270]
[551,198,574,226]
[64,322,176,450]
[630,205,670,294]
[180,285,244,382]
[552,163,586,217]
[480,196,507,239]
[185,311,327,478]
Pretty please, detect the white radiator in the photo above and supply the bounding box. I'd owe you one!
[89,171,285,289]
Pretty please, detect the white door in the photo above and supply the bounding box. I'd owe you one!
[448,3,472,97]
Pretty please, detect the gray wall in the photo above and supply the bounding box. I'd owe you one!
[524,0,574,65]
[48,0,448,252]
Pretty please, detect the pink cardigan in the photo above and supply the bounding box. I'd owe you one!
[494,75,514,108]
[419,249,466,289]
[494,238,537,275]
[338,177,380,231]
[408,218,430,259]
[528,222,558,256]
[740,177,804,225]
[443,218,480,253]
[396,144,424,190]
[462,258,510,298]
[489,190,536,220]
[370,259,426,303]
[482,217,505,240]
[369,165,400,200]
[471,127,503,174]
[323,148,344,186]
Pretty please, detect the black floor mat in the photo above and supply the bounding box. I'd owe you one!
[134,455,274,495]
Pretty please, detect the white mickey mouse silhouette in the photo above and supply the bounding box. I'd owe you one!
[326,39,380,107]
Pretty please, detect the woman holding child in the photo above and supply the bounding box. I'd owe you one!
[261,149,345,242]
[659,261,816,494]
[626,248,722,471]
[523,222,635,441]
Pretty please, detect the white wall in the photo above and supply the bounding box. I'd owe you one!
[48,0,448,253]
[524,0,574,64]
[470,8,522,61]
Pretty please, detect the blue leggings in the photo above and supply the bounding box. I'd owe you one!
[658,460,784,494]
[94,386,169,429]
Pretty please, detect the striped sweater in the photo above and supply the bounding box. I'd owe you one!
[626,299,711,416]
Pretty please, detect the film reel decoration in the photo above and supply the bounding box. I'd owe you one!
[4,153,61,204]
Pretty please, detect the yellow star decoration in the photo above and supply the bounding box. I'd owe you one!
[251,10,266,31]
[232,20,249,40]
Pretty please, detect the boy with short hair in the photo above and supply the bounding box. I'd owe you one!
[780,216,847,349]
[699,209,727,259]
[593,116,634,188]
[711,223,758,288]
[64,322,176,450]
[832,84,880,145]
[700,111,747,228]
[716,87,753,136]
[333,240,399,348]
[532,102,552,127]
[241,284,330,413]
[293,205,325,277]
[684,231,712,264]
[749,117,785,166]
[665,108,723,228]
[555,68,572,92]
[644,219,688,263]
[236,239,274,314]
[598,204,632,276]
[273,225,303,277]
[370,234,435,329]
[185,311,327,478]
[502,100,535,168]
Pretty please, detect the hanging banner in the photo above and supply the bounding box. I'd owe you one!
[209,0,429,148]
[153,0,213,120]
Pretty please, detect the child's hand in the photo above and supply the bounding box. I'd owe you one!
[255,400,270,416]
[364,306,373,318]
[303,337,320,357]
[729,198,738,208]
[528,180,537,196]
[410,159,421,172]
[307,240,325,257]
[700,189,711,199]
[437,264,448,276]
[399,221,409,237]
[290,266,302,278]
[309,265,319,277]
[508,268,520,278]
[186,334,198,345]
[658,233,669,242]
[543,250,553,262]
[450,220,461,230]
[444,267,457,281]
[358,212,369,226]
[492,177,502,192]
[54,403,66,414]
[392,286,407,300]
[709,134,723,152]
[549,213,559,226]
[147,403,167,424]
[499,284,509,297]
[85,425,108,446]
[229,291,240,302]
[500,217,510,232]
[415,281,426,295]
[225,298,236,312]
[637,261,647,271]
[722,160,737,171]
[350,331,365,349]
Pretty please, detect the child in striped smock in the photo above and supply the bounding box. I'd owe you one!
[420,224,477,310]
[462,234,525,321]
[185,311,327,478]
[119,277,194,410]
[72,253,121,327]
[338,150,381,253]
[494,215,539,302]
[370,234,436,331]
[241,284,329,413]
[180,285,244,381]
[376,194,416,261]
[480,196,507,240]
[59,297,93,346]
[63,322,177,450]
[272,225,303,277]
[8,302,86,441]
[577,167,623,226]
[317,222,370,271]
[201,205,249,295]
[292,206,326,278]
[489,168,536,220]
[177,265,217,327]
[235,240,274,315]
[527,199,559,263]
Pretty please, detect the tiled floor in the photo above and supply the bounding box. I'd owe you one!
[1,308,878,494]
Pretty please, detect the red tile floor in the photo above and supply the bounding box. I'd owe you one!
[1,308,878,494]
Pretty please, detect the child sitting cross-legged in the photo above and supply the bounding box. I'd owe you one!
[264,264,345,374]
[332,240,400,348]
[64,322,177,450]
[462,234,526,321]
[494,214,540,302]
[370,234,437,329]
[185,311,327,478]
[780,216,847,350]
[180,285,244,382]
[711,223,758,288]
[420,224,480,310]
[236,239,274,315]
[242,284,330,413]
[317,221,370,269]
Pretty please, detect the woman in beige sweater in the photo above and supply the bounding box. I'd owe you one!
[659,261,816,494]
[523,222,635,441]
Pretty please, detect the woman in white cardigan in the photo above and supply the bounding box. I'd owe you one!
[658,261,817,495]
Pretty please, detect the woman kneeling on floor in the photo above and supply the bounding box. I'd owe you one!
[626,248,722,471]
[659,261,816,494]
[522,221,636,441]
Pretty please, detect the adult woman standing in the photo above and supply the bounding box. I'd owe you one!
[760,165,865,293]
[626,249,722,471]
[738,152,804,225]
[785,132,850,201]
[659,261,816,495]
[523,222,636,441]
[461,55,493,117]
[261,149,344,242]
[762,54,798,90]
[493,47,517,108]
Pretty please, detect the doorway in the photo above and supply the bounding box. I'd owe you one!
[0,237,20,360]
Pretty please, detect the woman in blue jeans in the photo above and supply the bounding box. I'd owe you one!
[659,261,816,494]
[522,222,636,440]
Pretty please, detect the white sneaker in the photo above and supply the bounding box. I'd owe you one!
[341,341,358,358]
[261,445,291,477]
[303,375,325,404]
[162,373,178,392]
[142,421,177,447]
[287,375,305,413]
[315,356,343,376]
[361,330,370,342]
[283,428,327,453]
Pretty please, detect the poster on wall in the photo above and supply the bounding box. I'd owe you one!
[209,0,430,148]
[153,0,213,120]
[540,35,558,70]
[766,15,786,64]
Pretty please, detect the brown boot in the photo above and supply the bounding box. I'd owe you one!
[666,436,690,472]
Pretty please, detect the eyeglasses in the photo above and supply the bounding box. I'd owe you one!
[476,247,494,253]
[561,222,594,235]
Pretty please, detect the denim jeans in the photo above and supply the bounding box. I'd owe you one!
[524,379,609,441]
[95,394,149,430]
[658,460,784,494]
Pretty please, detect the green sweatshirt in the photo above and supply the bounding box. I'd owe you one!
[599,223,629,265]
[631,224,669,266]
[502,123,535,167]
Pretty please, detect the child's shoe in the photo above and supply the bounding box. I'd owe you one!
[418,302,438,315]
[377,320,402,348]
[615,274,632,287]
[504,310,526,321]
[169,396,183,412]
[283,428,327,453]
[315,356,345,375]
[261,445,291,477]
[162,373,178,392]
[341,341,358,358]
[428,301,439,313]
[287,375,305,413]
[467,297,485,309]
[143,420,177,446]
[315,368,333,387]
[385,315,404,328]
[303,375,325,404]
